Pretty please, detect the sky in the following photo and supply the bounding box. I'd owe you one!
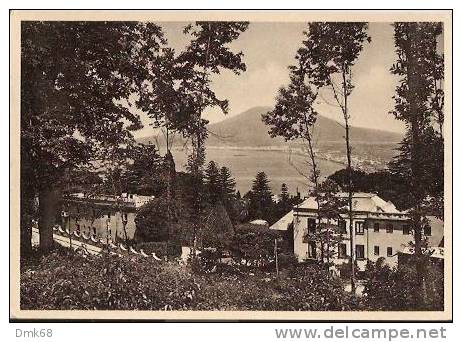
[135,22,408,138]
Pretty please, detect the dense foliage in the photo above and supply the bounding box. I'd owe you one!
[228,224,283,267]
[362,258,444,311]
[134,198,173,243]
[21,247,357,311]
[21,22,171,253]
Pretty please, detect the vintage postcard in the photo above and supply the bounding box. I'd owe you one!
[10,10,452,321]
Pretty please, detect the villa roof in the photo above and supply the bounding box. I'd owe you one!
[270,210,293,231]
[65,192,154,208]
[295,192,402,214]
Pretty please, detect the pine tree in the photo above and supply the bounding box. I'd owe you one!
[204,161,221,204]
[249,172,274,222]
[219,166,236,203]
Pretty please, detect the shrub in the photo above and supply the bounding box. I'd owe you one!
[228,224,282,267]
[134,198,171,242]
[361,258,443,311]
[21,250,358,311]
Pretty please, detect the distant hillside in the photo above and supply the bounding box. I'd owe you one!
[137,106,403,147]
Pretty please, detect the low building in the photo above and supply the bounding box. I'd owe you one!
[62,192,154,242]
[292,192,444,270]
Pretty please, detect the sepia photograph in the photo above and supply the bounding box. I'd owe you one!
[9,10,452,321]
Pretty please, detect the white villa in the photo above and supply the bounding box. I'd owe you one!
[271,192,444,270]
[62,192,154,242]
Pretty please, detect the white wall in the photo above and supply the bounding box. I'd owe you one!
[293,211,418,270]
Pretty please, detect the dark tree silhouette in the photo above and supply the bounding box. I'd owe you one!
[389,22,444,303]
[248,172,274,222]
[204,161,221,204]
[21,22,169,254]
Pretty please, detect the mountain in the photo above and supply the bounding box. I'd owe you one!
[137,106,403,147]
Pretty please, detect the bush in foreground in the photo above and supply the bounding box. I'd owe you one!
[361,257,444,311]
[21,248,356,311]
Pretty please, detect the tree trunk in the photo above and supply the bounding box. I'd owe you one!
[38,185,61,251]
[405,24,426,306]
[20,186,35,256]
[304,124,324,264]
[346,132,355,295]
[341,67,356,295]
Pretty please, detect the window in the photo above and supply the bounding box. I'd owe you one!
[338,219,347,234]
[373,222,380,232]
[307,218,317,235]
[355,221,365,235]
[424,225,432,236]
[387,247,393,257]
[374,246,380,256]
[403,224,411,235]
[308,241,317,259]
[386,223,394,233]
[338,243,347,258]
[356,244,365,260]
[93,227,96,235]
[107,211,111,219]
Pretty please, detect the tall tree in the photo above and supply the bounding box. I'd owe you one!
[204,161,221,204]
[262,67,323,256]
[219,166,238,224]
[295,22,371,292]
[21,22,168,254]
[248,171,274,222]
[219,166,237,203]
[176,21,249,256]
[389,22,444,302]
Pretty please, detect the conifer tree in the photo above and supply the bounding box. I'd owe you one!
[248,171,274,222]
[219,166,237,203]
[204,161,221,204]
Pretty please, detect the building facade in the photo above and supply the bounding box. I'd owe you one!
[62,193,154,242]
[292,193,443,270]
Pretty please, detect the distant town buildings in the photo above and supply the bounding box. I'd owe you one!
[61,193,154,242]
[271,192,444,270]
